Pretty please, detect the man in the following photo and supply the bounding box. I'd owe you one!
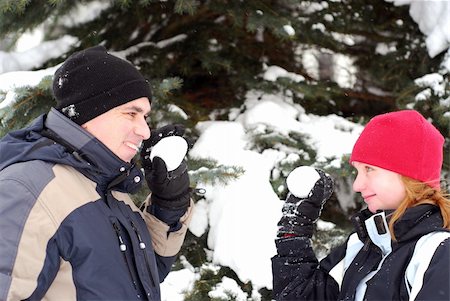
[0,45,193,300]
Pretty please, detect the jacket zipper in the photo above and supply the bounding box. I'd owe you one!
[111,221,138,291]
[130,220,157,288]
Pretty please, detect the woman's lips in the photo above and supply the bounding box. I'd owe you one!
[363,194,376,202]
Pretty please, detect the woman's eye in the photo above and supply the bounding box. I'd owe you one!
[127,112,136,117]
[365,166,374,172]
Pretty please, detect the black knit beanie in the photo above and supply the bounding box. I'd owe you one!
[53,45,152,125]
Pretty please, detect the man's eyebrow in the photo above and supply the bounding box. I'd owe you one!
[123,105,149,114]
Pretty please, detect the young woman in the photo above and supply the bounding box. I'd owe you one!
[272,110,450,300]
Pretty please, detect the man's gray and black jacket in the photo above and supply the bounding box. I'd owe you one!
[272,204,450,300]
[0,109,193,300]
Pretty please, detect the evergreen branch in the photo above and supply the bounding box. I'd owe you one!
[174,0,199,15]
[188,157,245,186]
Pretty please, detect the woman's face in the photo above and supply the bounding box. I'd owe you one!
[352,162,406,213]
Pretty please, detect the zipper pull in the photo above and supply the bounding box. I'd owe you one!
[130,220,146,250]
[112,222,127,251]
[111,221,139,291]
[130,220,157,289]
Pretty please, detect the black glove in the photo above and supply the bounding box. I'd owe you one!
[140,124,190,210]
[277,167,334,238]
[142,124,186,152]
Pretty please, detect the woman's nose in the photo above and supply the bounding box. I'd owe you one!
[352,173,365,192]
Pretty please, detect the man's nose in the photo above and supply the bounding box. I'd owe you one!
[136,117,151,140]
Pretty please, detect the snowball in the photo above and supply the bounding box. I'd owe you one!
[286,166,320,198]
[150,136,188,171]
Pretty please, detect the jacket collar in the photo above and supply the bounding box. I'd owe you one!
[351,204,443,254]
[364,211,392,255]
[392,204,442,242]
[45,108,143,193]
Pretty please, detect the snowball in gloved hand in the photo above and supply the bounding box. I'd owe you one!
[149,136,188,171]
[286,166,321,198]
[277,166,333,237]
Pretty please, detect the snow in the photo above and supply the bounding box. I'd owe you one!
[160,256,199,301]
[235,93,304,136]
[317,219,336,231]
[189,119,282,289]
[413,72,448,103]
[168,104,189,120]
[188,199,209,237]
[333,53,357,88]
[0,36,76,74]
[0,91,17,110]
[0,65,58,91]
[414,73,446,98]
[263,65,305,83]
[386,0,450,58]
[60,1,111,27]
[283,25,296,36]
[375,43,397,55]
[324,14,334,23]
[442,49,450,74]
[208,277,248,301]
[296,113,363,166]
[61,104,79,119]
[160,268,198,300]
[187,91,361,289]
[286,166,320,198]
[15,25,45,52]
[312,23,326,33]
[0,66,59,109]
[150,136,188,171]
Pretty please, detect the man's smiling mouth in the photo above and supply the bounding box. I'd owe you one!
[124,141,142,151]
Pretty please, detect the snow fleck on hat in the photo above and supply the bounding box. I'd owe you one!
[53,45,152,125]
[350,110,444,189]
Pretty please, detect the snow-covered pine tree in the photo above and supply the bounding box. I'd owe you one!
[1,0,449,299]
[1,0,448,168]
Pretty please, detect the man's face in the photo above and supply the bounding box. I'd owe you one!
[82,97,151,162]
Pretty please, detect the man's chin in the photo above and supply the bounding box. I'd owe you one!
[118,150,137,163]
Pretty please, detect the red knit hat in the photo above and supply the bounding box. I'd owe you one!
[350,110,444,189]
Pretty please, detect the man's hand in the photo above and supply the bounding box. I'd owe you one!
[140,124,190,210]
[277,166,334,238]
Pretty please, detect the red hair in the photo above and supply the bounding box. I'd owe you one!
[388,177,450,240]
